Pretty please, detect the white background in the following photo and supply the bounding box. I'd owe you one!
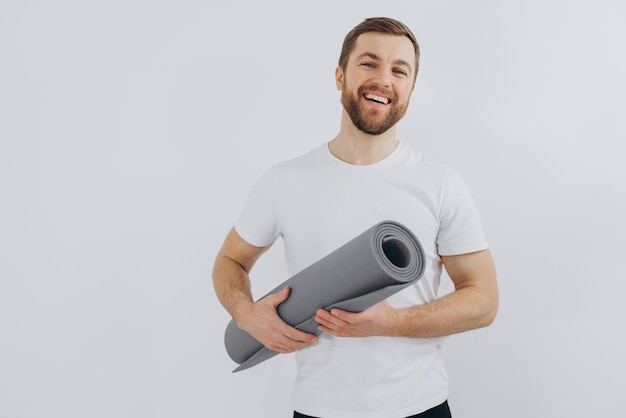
[1,1,625,417]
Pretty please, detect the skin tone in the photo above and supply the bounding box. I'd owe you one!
[329,32,416,165]
[212,32,498,355]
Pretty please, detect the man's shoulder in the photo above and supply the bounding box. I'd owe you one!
[274,143,328,170]
[398,142,451,176]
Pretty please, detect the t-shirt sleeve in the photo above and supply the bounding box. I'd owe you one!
[234,166,281,248]
[436,168,488,256]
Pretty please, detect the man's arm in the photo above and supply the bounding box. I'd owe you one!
[315,249,498,338]
[212,227,317,353]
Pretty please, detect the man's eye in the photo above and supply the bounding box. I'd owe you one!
[361,62,375,68]
[394,69,408,76]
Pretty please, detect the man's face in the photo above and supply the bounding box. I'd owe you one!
[337,32,416,136]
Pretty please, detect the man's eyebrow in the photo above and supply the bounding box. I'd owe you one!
[356,52,413,70]
[393,59,413,70]
[356,52,381,62]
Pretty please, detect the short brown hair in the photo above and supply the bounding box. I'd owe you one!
[338,17,420,81]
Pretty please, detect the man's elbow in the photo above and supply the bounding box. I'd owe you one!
[479,290,499,328]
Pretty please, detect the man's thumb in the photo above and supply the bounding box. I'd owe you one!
[268,286,290,307]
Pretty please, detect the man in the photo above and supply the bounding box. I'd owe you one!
[213,17,498,418]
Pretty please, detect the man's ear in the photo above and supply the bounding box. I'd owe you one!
[335,66,344,91]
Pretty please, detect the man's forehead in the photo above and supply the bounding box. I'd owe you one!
[350,32,416,67]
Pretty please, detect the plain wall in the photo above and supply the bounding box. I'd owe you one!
[1,1,625,417]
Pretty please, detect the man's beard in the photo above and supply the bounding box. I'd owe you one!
[341,84,408,136]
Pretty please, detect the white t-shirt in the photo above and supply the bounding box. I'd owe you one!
[235,142,488,418]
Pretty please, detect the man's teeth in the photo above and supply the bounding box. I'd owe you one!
[365,94,389,104]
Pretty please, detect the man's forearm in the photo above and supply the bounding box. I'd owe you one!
[314,250,499,340]
[212,254,255,323]
[213,253,319,353]
[391,284,498,338]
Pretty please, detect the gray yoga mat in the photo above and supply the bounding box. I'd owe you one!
[224,220,426,372]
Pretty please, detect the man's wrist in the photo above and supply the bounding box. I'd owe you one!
[232,298,255,330]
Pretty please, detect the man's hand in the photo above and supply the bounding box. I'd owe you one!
[315,300,399,338]
[213,228,318,354]
[315,250,499,340]
[237,286,318,353]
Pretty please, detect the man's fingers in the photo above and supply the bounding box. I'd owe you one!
[241,289,319,354]
[283,324,317,343]
[259,310,317,353]
[268,328,317,353]
[316,308,349,327]
[265,286,291,308]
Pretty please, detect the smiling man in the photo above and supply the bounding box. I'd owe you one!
[213,17,498,418]
[338,32,415,137]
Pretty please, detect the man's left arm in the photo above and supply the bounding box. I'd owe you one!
[315,249,498,338]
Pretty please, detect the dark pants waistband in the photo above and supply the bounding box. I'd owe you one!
[294,399,451,418]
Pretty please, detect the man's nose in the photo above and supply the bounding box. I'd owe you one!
[371,67,392,88]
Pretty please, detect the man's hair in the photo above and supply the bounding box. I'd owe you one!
[338,17,420,81]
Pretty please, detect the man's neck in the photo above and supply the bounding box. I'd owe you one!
[328,115,399,166]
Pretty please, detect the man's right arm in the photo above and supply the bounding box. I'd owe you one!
[212,227,317,354]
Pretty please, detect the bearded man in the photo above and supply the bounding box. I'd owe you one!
[213,17,499,418]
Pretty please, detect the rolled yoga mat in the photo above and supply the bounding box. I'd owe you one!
[224,220,426,372]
